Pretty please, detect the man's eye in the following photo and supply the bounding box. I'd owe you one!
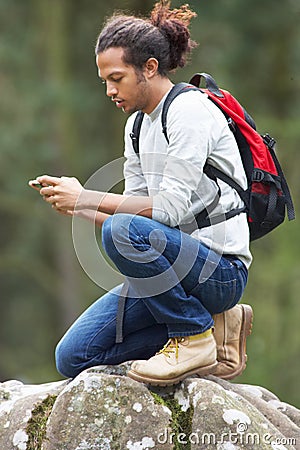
[101,79,106,85]
[111,78,122,83]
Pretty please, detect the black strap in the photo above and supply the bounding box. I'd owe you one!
[204,163,250,209]
[130,111,144,155]
[189,72,224,98]
[180,187,221,234]
[268,147,295,221]
[196,163,247,227]
[196,206,247,229]
[243,108,256,130]
[161,83,197,143]
[261,183,278,228]
[115,279,130,344]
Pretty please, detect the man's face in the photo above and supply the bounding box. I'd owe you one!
[96,47,150,114]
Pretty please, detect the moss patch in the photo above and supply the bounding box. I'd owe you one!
[25,394,57,450]
[151,391,194,450]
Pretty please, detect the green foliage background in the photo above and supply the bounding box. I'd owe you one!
[0,0,299,407]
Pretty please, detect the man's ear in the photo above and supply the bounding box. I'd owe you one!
[144,58,159,79]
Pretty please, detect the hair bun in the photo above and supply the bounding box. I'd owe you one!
[150,1,197,70]
[151,1,197,28]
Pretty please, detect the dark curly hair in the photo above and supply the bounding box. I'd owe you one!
[95,1,197,76]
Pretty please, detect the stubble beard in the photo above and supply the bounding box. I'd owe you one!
[125,72,150,114]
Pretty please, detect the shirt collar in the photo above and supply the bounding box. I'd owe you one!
[147,87,173,122]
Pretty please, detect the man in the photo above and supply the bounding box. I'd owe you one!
[29,1,252,385]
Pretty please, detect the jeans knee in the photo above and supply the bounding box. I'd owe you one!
[102,213,135,256]
[55,339,77,379]
[102,214,126,245]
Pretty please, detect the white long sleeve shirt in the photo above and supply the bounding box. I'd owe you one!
[123,88,252,268]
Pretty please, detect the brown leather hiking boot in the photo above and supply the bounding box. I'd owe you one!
[213,304,253,380]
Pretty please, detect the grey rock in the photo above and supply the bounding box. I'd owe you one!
[179,378,299,450]
[0,367,299,450]
[0,379,68,450]
[43,370,173,450]
[207,375,300,444]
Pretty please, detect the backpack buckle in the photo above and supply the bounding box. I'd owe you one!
[262,133,276,150]
[130,132,137,142]
[227,117,236,132]
[252,169,265,182]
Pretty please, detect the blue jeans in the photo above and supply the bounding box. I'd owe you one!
[56,214,248,378]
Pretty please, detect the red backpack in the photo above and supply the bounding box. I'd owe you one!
[130,73,295,241]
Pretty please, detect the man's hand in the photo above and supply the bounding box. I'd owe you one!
[29,176,113,227]
[33,175,84,212]
[29,174,153,220]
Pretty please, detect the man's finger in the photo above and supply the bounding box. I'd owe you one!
[40,186,55,196]
[42,194,57,205]
[37,175,61,186]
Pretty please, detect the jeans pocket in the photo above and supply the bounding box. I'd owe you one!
[189,277,237,315]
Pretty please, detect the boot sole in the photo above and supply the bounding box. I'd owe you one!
[127,361,218,386]
[218,304,253,380]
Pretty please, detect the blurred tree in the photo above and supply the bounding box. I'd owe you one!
[0,0,299,406]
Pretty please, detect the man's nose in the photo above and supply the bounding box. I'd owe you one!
[106,82,118,98]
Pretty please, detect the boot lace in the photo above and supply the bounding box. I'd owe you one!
[158,337,184,360]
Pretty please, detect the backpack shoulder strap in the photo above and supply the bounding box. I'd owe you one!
[161,82,199,143]
[130,111,144,154]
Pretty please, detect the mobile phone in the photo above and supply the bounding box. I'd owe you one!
[31,181,43,189]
